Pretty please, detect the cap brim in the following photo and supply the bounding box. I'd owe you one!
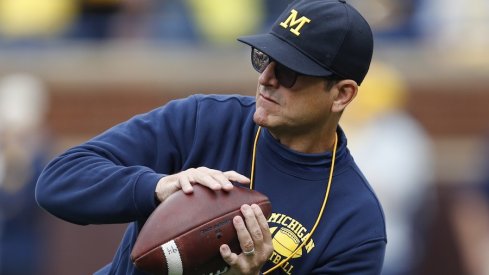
[238,33,334,77]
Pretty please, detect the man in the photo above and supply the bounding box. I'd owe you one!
[36,0,386,274]
[0,73,52,275]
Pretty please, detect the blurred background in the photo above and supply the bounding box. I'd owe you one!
[0,0,488,274]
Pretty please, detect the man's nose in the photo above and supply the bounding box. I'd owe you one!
[258,61,279,88]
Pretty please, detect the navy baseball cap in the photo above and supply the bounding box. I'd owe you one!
[238,0,373,85]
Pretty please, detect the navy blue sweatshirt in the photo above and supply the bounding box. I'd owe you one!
[36,94,386,274]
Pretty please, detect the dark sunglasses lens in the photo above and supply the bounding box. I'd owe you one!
[275,64,297,88]
[251,48,298,88]
[251,48,269,73]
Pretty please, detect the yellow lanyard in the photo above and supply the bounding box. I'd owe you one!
[249,126,338,274]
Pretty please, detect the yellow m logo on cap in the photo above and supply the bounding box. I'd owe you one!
[279,9,311,36]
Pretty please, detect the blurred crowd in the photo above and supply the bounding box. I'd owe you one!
[342,62,437,275]
[0,0,285,45]
[0,1,488,275]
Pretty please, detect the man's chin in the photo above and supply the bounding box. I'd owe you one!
[253,112,268,128]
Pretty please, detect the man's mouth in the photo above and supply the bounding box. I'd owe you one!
[259,92,278,104]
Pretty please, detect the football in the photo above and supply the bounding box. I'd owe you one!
[131,184,272,275]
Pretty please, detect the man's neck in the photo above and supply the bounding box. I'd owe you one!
[267,127,337,154]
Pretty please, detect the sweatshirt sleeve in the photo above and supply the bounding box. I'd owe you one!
[35,96,199,225]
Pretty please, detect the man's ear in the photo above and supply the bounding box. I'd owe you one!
[331,79,358,113]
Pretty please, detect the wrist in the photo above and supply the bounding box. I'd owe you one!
[155,174,179,203]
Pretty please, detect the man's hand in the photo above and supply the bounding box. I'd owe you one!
[220,204,273,275]
[155,167,250,202]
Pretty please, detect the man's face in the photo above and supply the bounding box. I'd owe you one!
[253,61,335,135]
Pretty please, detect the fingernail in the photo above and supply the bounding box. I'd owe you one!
[241,204,251,212]
[233,216,243,224]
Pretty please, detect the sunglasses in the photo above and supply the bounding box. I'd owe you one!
[251,48,300,88]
